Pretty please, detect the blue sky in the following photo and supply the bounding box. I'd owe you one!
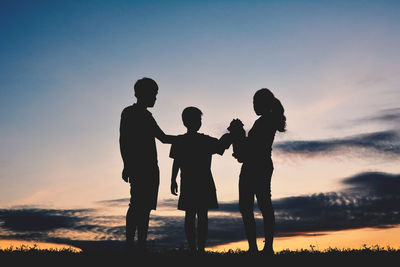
[0,0,399,250]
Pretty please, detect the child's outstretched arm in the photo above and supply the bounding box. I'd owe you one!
[219,133,232,150]
[170,159,180,196]
[211,133,232,156]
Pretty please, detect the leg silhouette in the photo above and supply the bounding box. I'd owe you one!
[241,210,258,252]
[137,209,151,251]
[185,211,196,252]
[261,201,275,254]
[197,210,208,253]
[126,205,138,248]
[126,206,151,251]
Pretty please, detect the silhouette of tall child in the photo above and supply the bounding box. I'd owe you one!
[119,77,176,251]
[228,89,286,254]
[170,107,231,253]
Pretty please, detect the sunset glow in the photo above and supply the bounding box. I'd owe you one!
[0,240,81,252]
[1,0,399,253]
[208,227,400,253]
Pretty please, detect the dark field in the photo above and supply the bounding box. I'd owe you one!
[1,246,399,266]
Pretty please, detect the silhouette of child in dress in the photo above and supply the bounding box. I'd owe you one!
[170,107,231,253]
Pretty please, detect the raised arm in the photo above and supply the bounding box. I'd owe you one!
[155,129,177,144]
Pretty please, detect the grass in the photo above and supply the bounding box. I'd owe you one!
[1,244,399,266]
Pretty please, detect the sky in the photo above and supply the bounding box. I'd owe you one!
[0,0,399,252]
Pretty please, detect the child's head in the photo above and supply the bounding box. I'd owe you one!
[253,88,274,116]
[134,77,159,107]
[253,88,286,132]
[182,106,202,132]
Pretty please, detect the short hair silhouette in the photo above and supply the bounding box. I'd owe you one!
[182,106,203,129]
[134,77,158,98]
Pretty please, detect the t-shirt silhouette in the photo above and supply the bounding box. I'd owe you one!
[120,103,163,170]
[169,132,225,211]
[120,103,163,209]
[237,115,276,166]
[247,115,276,158]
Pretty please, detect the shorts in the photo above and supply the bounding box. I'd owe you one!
[129,167,160,210]
[238,158,273,213]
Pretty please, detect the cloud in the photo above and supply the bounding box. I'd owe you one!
[213,172,400,237]
[271,172,400,236]
[358,108,400,126]
[141,172,400,245]
[95,198,177,208]
[0,209,89,232]
[95,198,129,207]
[342,171,400,196]
[1,172,399,250]
[273,130,400,157]
[0,208,117,244]
[275,107,400,158]
[333,107,400,130]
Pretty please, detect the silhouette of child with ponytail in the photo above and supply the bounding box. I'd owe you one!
[228,88,286,255]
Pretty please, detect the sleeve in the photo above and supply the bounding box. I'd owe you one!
[169,139,179,159]
[207,136,225,156]
[169,144,176,159]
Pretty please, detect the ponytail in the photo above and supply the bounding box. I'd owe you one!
[272,97,286,132]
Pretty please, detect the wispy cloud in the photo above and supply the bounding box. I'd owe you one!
[357,108,400,126]
[95,198,177,208]
[273,130,400,158]
[95,198,129,207]
[274,107,400,158]
[0,209,90,232]
[332,107,400,130]
[1,172,399,250]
